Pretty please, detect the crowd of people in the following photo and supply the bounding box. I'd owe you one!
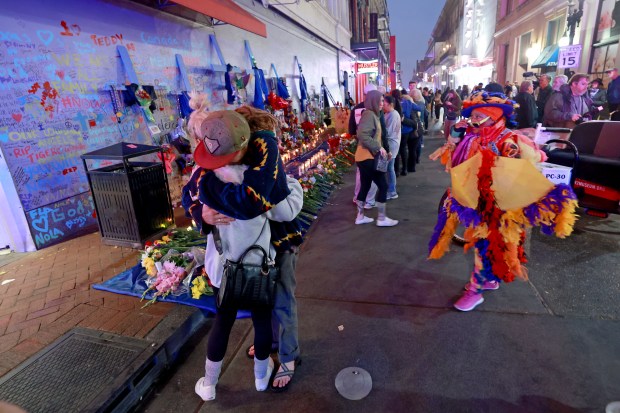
[178,67,613,400]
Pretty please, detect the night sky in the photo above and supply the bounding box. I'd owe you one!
[388,0,446,85]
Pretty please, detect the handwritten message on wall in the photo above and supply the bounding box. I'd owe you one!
[0,0,227,248]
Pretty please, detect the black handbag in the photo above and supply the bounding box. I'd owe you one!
[216,244,279,310]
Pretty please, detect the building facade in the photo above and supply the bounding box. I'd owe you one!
[0,0,354,251]
[349,0,391,101]
[419,0,620,93]
[493,0,618,86]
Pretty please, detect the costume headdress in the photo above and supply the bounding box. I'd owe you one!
[461,91,518,119]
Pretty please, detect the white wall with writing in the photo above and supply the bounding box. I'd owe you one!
[0,0,342,250]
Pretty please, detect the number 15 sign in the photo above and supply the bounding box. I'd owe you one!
[558,45,582,69]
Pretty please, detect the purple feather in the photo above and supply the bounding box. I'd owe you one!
[428,205,449,255]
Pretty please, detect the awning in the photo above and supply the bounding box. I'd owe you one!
[172,0,267,38]
[531,45,559,68]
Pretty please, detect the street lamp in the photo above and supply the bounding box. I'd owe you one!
[563,0,585,76]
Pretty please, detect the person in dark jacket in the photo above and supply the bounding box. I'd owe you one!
[607,68,620,115]
[515,81,538,129]
[588,78,607,119]
[534,74,553,123]
[544,73,595,128]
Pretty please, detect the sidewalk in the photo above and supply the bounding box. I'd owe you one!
[0,232,174,378]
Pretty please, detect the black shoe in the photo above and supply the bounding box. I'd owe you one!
[407,168,415,172]
[400,171,407,176]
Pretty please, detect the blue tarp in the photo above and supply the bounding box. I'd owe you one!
[93,263,251,318]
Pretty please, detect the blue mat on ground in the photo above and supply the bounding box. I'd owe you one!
[93,263,250,318]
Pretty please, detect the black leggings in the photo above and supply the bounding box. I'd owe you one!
[207,288,273,362]
[407,135,421,172]
[356,159,388,203]
[397,131,411,173]
[434,105,441,119]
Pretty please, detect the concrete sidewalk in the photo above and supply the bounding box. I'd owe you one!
[142,128,620,413]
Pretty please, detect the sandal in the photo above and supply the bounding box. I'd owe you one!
[246,344,279,359]
[270,357,301,393]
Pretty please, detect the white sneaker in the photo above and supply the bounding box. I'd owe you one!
[387,192,399,200]
[255,358,274,391]
[364,201,376,209]
[355,216,374,225]
[195,377,216,401]
[376,217,398,227]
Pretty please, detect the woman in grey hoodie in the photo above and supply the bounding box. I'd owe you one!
[354,90,398,227]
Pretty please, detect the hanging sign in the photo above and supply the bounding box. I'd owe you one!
[558,45,582,69]
[357,60,378,74]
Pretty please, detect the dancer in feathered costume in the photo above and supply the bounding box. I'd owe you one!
[428,91,578,311]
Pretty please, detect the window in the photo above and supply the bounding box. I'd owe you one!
[518,31,531,67]
[545,17,564,46]
[369,12,378,39]
[499,0,513,19]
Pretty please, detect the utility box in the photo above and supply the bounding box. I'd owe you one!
[81,142,173,248]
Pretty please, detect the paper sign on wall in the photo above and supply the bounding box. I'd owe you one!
[558,45,582,69]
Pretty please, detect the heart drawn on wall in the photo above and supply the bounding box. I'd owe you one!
[55,70,65,80]
[31,216,49,233]
[12,113,22,122]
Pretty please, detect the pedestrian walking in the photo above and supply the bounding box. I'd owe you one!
[354,90,398,227]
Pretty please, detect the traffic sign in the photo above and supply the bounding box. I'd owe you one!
[558,45,582,69]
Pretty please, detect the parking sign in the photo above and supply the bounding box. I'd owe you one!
[558,45,582,69]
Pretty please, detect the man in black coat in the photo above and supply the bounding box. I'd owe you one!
[535,74,553,124]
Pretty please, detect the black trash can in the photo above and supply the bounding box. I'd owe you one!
[81,142,173,248]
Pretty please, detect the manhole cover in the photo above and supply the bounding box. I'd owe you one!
[0,328,149,413]
[335,367,372,400]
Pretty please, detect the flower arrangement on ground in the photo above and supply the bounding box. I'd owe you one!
[139,229,209,307]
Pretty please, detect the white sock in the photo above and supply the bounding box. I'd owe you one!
[205,359,222,385]
[377,202,386,220]
[254,356,269,380]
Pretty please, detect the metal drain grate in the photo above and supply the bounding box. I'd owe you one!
[0,328,150,413]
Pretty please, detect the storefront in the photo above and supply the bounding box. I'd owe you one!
[589,0,620,77]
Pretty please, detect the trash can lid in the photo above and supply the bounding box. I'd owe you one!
[81,142,161,160]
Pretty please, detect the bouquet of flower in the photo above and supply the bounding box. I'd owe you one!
[139,229,207,307]
[190,266,213,299]
[135,87,156,123]
[141,249,197,307]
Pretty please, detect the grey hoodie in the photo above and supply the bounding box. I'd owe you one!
[356,90,383,156]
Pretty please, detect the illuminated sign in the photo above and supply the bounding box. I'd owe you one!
[357,60,378,74]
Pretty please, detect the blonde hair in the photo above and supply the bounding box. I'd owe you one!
[235,105,278,132]
[186,92,210,142]
[410,88,423,102]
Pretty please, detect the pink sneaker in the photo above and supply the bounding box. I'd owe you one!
[454,290,484,311]
[465,280,499,291]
